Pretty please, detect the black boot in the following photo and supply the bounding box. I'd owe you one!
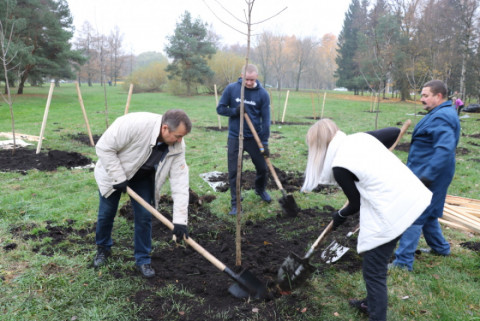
[93,246,111,268]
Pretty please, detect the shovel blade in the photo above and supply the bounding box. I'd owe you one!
[277,252,314,290]
[224,267,267,299]
[279,194,300,217]
[321,240,350,264]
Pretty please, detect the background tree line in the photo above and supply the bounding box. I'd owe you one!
[336,0,480,102]
[2,1,479,102]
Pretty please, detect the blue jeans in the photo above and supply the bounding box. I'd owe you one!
[227,138,268,206]
[95,174,155,266]
[393,216,450,270]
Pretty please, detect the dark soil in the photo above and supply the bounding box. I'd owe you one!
[4,146,479,320]
[1,147,360,319]
[0,148,92,172]
[68,133,101,145]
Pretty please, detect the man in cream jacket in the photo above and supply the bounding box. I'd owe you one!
[93,109,191,278]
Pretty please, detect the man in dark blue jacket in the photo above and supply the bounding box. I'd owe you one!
[216,64,271,215]
[391,80,460,271]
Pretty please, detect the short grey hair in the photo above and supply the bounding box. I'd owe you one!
[162,109,192,133]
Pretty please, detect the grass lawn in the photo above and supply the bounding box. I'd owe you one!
[1,83,480,320]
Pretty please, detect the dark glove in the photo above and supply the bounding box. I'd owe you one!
[113,180,128,193]
[332,210,347,230]
[172,224,189,242]
[420,177,432,188]
[262,145,270,157]
[233,107,241,117]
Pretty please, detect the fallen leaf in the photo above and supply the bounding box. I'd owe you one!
[178,311,185,316]
[280,291,292,295]
[402,296,410,300]
[433,274,440,279]
[252,308,259,313]
[334,312,339,316]
[71,317,78,321]
[263,241,272,245]
[300,307,307,313]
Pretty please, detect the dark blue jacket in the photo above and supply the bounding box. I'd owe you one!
[407,101,460,222]
[216,78,270,145]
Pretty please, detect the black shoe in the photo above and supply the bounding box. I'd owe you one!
[137,264,155,278]
[93,246,111,268]
[255,190,272,203]
[349,298,369,315]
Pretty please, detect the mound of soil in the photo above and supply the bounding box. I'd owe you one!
[68,133,101,145]
[0,148,92,172]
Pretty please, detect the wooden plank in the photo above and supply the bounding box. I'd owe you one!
[439,218,475,233]
[0,132,42,141]
[444,204,480,225]
[443,211,480,234]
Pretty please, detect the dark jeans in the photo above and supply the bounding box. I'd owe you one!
[362,236,400,321]
[227,138,268,206]
[95,174,155,266]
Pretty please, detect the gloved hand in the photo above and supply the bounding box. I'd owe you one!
[172,224,189,242]
[332,210,347,230]
[262,145,270,157]
[420,177,432,188]
[113,180,128,193]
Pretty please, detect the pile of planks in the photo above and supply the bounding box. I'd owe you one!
[441,195,480,234]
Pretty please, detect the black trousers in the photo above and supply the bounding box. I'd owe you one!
[362,236,400,321]
[227,138,268,206]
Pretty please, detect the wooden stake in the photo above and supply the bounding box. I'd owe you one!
[214,84,221,129]
[320,91,327,119]
[124,83,133,115]
[310,92,316,120]
[76,82,95,146]
[36,81,55,154]
[269,89,275,124]
[281,90,290,123]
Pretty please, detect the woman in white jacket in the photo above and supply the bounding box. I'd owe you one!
[302,119,432,321]
[93,110,191,279]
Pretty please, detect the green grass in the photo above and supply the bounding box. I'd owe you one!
[1,83,480,320]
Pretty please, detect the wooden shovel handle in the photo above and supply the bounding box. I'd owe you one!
[126,187,227,272]
[389,119,411,151]
[243,113,285,193]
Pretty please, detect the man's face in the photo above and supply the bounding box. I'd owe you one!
[243,71,258,89]
[160,123,188,145]
[420,87,442,111]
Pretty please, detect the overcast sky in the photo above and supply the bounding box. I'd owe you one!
[66,0,351,55]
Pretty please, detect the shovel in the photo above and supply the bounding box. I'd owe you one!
[318,120,412,264]
[277,221,334,289]
[126,187,268,300]
[243,113,299,217]
[321,224,360,263]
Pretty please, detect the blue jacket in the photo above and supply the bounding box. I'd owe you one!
[216,78,270,145]
[407,101,460,222]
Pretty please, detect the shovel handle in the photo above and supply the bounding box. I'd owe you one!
[304,220,334,259]
[389,119,411,151]
[126,187,227,272]
[243,113,286,193]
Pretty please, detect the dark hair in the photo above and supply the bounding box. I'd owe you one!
[162,109,192,133]
[423,80,447,98]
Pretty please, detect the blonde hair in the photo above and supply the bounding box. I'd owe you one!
[301,119,339,192]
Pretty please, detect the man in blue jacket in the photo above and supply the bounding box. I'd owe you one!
[391,80,460,271]
[216,64,271,215]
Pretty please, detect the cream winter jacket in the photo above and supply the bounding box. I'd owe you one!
[94,112,189,225]
[323,132,432,253]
